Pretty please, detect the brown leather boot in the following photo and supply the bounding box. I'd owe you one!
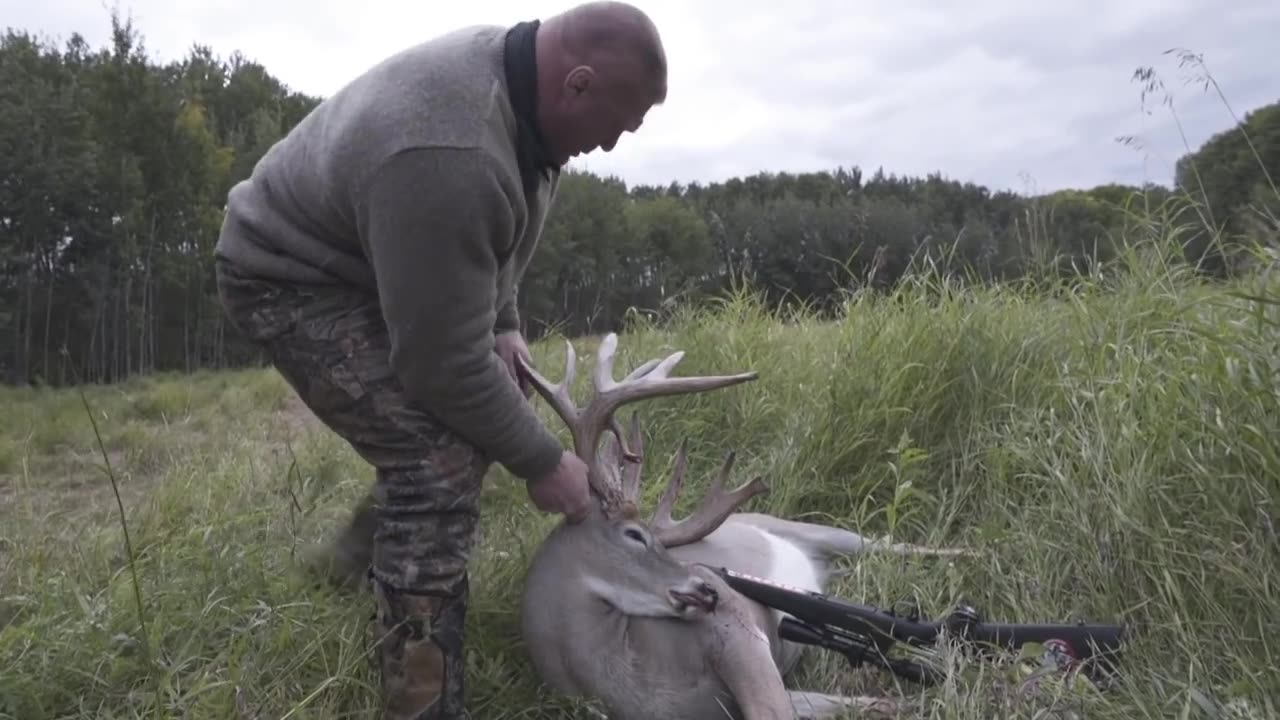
[370,576,470,719]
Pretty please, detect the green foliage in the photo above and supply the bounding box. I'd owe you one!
[1175,96,1279,236]
[4,15,1278,389]
[1,228,1277,718]
[0,14,320,387]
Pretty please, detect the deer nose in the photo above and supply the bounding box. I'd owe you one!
[680,573,721,607]
[670,576,719,614]
[696,578,719,610]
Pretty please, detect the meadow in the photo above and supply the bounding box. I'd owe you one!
[1,229,1277,719]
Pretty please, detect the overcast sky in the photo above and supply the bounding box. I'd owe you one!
[8,0,1277,194]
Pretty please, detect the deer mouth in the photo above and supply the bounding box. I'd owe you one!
[669,579,719,615]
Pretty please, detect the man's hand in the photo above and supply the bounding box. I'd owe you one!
[527,451,592,523]
[495,330,533,398]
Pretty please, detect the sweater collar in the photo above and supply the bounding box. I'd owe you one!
[504,20,558,193]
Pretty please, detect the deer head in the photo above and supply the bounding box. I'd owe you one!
[515,332,771,617]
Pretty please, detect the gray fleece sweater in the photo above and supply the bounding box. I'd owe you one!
[214,25,565,482]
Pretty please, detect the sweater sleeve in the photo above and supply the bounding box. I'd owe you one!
[495,290,521,333]
[356,146,564,481]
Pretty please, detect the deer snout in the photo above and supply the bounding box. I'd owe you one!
[668,576,719,616]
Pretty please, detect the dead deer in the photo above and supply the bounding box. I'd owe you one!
[516,333,968,719]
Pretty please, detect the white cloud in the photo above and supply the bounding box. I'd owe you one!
[8,0,1277,193]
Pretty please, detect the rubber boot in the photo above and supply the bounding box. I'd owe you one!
[370,576,470,719]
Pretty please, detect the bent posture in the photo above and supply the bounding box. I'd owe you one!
[213,3,667,717]
[519,334,969,719]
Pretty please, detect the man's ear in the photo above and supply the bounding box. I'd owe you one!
[564,65,595,97]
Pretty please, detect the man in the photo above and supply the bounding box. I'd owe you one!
[212,3,667,717]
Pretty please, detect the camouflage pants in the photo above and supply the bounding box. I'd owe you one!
[215,256,483,720]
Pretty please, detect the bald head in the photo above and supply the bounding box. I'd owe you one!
[533,2,667,165]
[552,1,666,96]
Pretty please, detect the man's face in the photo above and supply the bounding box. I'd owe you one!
[549,61,660,164]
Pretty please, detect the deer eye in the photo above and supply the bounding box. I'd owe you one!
[624,528,647,546]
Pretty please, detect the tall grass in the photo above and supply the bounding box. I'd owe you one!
[2,220,1275,718]
[2,54,1277,720]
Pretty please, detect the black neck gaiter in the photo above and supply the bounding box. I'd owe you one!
[504,20,559,194]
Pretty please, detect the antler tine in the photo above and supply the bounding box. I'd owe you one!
[608,416,641,463]
[619,411,645,502]
[578,333,758,457]
[517,340,625,511]
[517,340,631,459]
[518,339,579,428]
[652,449,770,548]
[650,437,690,528]
[520,332,759,520]
[592,332,623,392]
[620,357,663,383]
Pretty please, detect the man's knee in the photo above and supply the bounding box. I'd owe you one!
[370,445,486,594]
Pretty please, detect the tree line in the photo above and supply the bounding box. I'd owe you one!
[2,14,1277,386]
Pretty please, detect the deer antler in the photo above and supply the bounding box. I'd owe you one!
[515,333,757,519]
[649,440,770,547]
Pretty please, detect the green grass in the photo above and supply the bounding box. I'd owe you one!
[2,230,1279,718]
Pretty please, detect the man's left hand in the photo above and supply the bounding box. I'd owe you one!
[495,330,533,398]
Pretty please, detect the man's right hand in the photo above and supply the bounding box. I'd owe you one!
[527,451,592,522]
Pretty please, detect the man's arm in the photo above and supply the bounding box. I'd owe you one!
[356,146,564,481]
[495,288,520,333]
